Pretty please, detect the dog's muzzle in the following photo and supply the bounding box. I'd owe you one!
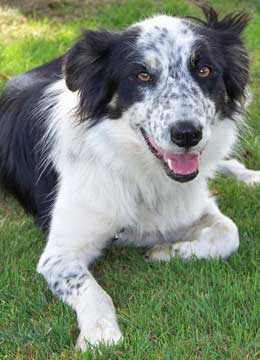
[140,127,200,183]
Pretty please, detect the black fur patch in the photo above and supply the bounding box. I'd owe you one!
[189,5,250,118]
[0,59,62,231]
[63,27,143,124]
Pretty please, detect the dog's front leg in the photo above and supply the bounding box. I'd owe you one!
[147,201,239,261]
[37,190,122,350]
[218,159,260,185]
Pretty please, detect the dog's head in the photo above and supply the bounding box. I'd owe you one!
[63,6,250,182]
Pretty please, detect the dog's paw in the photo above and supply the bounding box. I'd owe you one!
[145,244,173,262]
[242,170,260,185]
[148,241,202,260]
[75,281,123,351]
[76,318,123,351]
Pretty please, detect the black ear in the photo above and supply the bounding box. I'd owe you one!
[63,30,120,123]
[199,5,250,110]
[198,5,250,34]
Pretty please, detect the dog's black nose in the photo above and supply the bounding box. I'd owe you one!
[170,122,202,148]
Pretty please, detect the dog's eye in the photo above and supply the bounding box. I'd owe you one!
[198,65,212,78]
[137,71,152,82]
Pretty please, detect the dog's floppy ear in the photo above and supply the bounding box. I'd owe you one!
[63,30,120,122]
[199,5,250,109]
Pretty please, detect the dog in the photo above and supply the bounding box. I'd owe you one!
[0,5,259,350]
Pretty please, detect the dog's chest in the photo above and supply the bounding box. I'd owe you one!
[128,177,206,235]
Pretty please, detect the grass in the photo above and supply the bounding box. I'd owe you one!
[0,0,260,359]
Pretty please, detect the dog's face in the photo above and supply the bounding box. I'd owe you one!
[64,7,249,182]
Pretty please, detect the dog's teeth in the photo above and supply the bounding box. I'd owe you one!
[167,159,173,171]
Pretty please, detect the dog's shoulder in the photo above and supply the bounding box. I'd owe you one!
[3,56,64,96]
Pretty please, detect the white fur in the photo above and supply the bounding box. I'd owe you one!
[218,159,260,185]
[146,202,239,261]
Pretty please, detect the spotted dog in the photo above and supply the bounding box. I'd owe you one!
[0,6,259,351]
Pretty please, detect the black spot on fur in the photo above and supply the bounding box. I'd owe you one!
[42,257,51,267]
[53,281,59,289]
[78,274,88,281]
[56,289,64,297]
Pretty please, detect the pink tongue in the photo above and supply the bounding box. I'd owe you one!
[165,153,199,175]
[148,138,200,175]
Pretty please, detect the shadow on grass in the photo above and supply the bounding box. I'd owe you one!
[0,0,108,21]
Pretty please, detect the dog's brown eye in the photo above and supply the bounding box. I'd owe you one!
[198,65,212,78]
[137,72,152,82]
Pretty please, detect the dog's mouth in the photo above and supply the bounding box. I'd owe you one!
[140,127,200,183]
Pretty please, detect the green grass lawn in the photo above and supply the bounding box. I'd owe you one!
[0,0,260,359]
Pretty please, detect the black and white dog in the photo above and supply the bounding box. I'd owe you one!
[0,6,259,350]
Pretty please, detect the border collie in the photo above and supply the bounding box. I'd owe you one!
[0,5,259,350]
